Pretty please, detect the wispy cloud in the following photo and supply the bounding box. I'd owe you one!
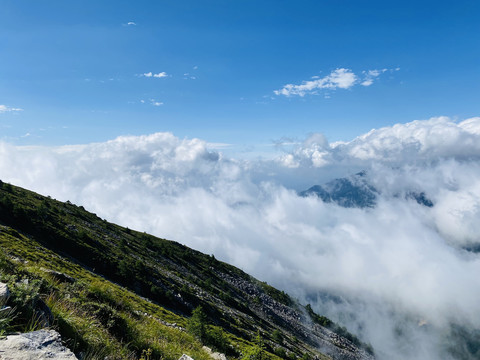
[140,99,163,106]
[151,100,163,106]
[0,105,23,113]
[274,67,396,97]
[122,21,137,26]
[142,72,168,78]
[360,69,387,86]
[183,73,196,80]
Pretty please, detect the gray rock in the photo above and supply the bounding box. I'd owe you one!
[0,306,12,315]
[0,329,78,359]
[179,354,194,360]
[0,283,9,306]
[203,346,227,360]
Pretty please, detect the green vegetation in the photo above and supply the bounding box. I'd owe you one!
[305,304,332,328]
[242,332,266,360]
[187,306,208,342]
[0,232,213,360]
[187,306,231,354]
[258,282,293,307]
[0,181,361,360]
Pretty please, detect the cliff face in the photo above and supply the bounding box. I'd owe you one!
[0,181,374,360]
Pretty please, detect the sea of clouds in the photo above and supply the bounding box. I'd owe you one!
[1,116,480,359]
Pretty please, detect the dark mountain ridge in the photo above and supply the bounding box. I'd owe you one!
[0,180,374,360]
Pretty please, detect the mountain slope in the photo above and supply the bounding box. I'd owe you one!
[0,180,374,360]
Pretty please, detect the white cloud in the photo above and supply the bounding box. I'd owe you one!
[127,21,136,26]
[0,105,23,113]
[274,68,357,97]
[275,67,394,97]
[282,117,480,169]
[361,69,387,86]
[183,72,196,80]
[139,99,163,106]
[1,116,480,359]
[142,72,168,78]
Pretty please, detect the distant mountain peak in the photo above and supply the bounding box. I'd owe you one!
[300,172,377,208]
[300,172,434,209]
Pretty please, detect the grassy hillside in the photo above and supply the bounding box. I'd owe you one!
[0,181,373,360]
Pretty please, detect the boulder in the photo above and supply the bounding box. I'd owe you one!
[0,283,9,306]
[0,329,78,359]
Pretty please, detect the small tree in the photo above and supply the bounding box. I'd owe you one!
[242,332,266,360]
[187,306,207,341]
[207,326,229,353]
[272,329,283,345]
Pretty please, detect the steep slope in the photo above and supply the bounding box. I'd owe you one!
[0,180,374,360]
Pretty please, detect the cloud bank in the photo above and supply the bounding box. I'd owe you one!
[1,117,480,359]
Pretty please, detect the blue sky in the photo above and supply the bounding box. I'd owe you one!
[1,0,479,153]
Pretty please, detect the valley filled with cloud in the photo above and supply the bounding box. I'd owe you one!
[2,116,480,359]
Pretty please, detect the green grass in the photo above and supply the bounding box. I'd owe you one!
[0,229,213,360]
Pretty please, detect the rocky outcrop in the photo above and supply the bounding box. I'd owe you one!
[0,329,77,359]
